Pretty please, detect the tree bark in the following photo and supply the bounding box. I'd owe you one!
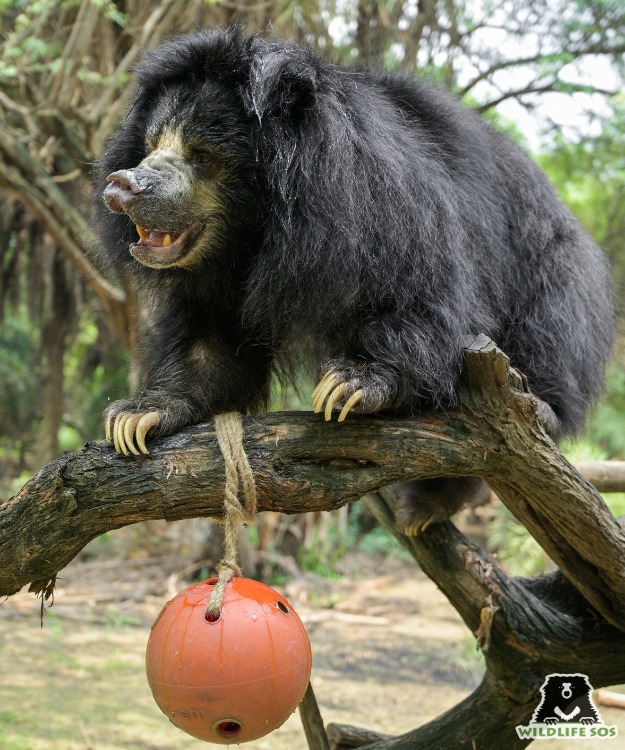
[4,337,624,626]
[358,493,625,748]
[299,683,331,750]
[36,248,77,465]
[2,337,625,750]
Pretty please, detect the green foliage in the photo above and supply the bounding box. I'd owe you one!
[0,305,129,470]
[299,543,342,578]
[0,314,40,441]
[562,436,625,517]
[269,372,315,411]
[295,504,409,578]
[63,319,130,446]
[104,610,141,629]
[583,367,625,458]
[537,105,625,306]
[91,0,128,26]
[297,512,346,577]
[357,525,403,556]
[489,434,625,574]
[488,505,552,575]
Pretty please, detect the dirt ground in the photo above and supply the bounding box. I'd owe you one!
[1,550,623,750]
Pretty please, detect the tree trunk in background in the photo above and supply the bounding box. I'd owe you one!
[356,0,387,65]
[36,248,77,465]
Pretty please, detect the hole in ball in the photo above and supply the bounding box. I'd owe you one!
[205,610,221,623]
[213,719,242,738]
[276,600,290,615]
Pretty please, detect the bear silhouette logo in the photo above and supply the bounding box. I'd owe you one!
[532,673,600,725]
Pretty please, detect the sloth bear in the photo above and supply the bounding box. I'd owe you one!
[532,674,600,725]
[98,28,613,532]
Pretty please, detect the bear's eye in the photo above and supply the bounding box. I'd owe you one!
[190,149,213,165]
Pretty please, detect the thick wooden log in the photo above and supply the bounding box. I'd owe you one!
[576,461,625,493]
[0,410,482,598]
[2,338,625,634]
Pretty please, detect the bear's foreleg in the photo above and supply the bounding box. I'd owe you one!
[104,306,271,455]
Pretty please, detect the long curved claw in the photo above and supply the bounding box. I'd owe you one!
[123,413,143,456]
[106,410,160,455]
[402,513,437,536]
[311,377,324,401]
[312,368,340,401]
[312,370,339,410]
[324,383,348,421]
[419,515,436,534]
[313,370,342,413]
[116,414,130,456]
[113,415,123,454]
[337,389,364,422]
[135,411,160,455]
[105,413,114,443]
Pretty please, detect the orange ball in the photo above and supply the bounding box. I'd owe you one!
[145,577,312,744]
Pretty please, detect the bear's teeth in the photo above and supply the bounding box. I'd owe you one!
[135,226,187,247]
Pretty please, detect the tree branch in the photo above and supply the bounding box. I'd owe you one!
[4,337,625,749]
[476,82,617,113]
[575,461,625,493]
[458,43,625,100]
[333,494,625,749]
[3,337,625,633]
[0,128,125,308]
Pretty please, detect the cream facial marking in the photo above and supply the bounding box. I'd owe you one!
[149,127,186,158]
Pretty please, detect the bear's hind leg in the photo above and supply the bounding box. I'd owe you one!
[392,477,491,536]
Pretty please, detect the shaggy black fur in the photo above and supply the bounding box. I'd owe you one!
[97,28,613,527]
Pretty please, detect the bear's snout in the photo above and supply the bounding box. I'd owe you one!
[104,169,153,214]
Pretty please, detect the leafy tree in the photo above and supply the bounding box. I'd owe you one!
[538,106,625,307]
[538,105,625,458]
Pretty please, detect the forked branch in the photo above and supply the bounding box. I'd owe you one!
[3,336,625,750]
[2,336,624,628]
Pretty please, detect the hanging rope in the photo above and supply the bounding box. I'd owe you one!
[205,412,257,620]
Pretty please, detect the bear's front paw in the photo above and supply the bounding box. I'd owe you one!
[104,400,160,456]
[543,718,559,725]
[580,718,597,725]
[312,359,397,422]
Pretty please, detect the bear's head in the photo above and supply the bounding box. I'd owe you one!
[100,28,322,271]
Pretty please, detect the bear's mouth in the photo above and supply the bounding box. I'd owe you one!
[130,222,203,268]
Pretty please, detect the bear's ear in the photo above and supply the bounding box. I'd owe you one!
[244,39,320,121]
